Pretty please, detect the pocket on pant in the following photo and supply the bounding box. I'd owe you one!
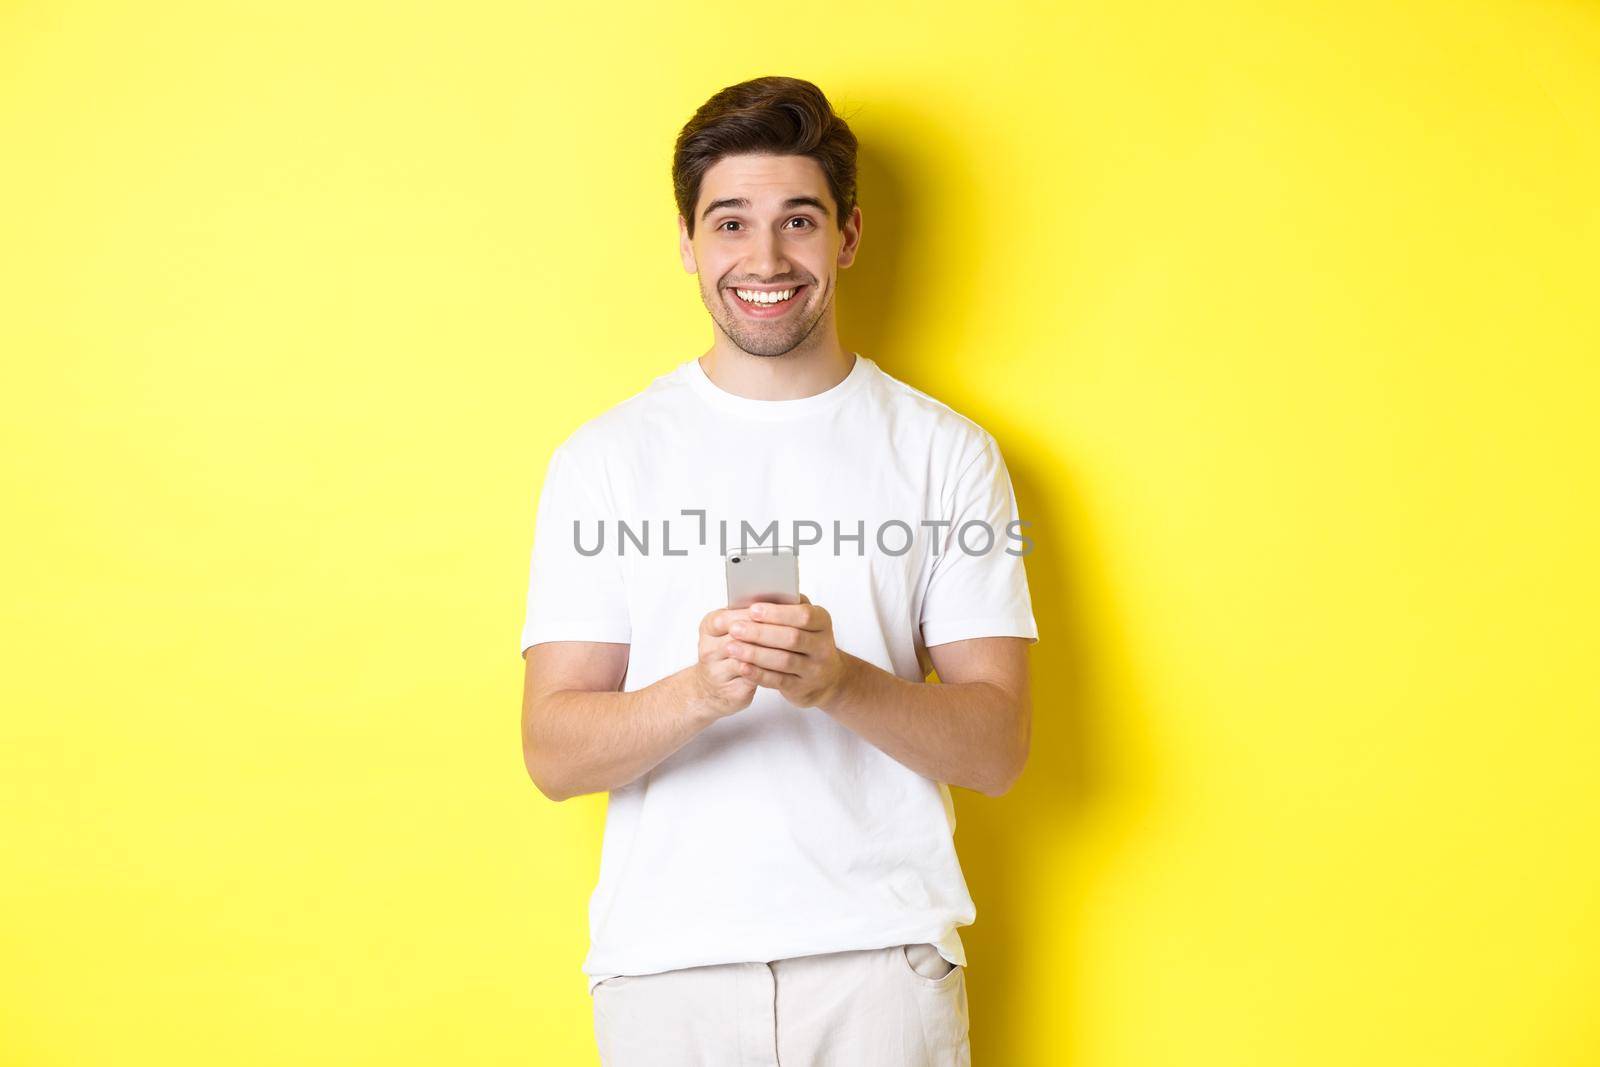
[899,942,960,987]
[898,944,970,1063]
[591,974,636,1026]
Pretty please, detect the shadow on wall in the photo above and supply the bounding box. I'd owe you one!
[833,135,912,366]
[839,127,1156,1064]
[952,446,1119,1066]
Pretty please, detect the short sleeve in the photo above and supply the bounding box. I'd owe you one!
[519,443,631,654]
[919,432,1039,648]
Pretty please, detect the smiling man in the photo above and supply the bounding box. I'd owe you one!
[519,75,1038,1066]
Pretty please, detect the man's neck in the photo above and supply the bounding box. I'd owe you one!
[697,342,856,402]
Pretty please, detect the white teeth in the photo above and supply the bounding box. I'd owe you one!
[734,287,796,305]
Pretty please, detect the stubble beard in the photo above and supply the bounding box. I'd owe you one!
[706,278,828,358]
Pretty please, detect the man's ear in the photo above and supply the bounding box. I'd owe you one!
[836,205,863,270]
[679,216,697,273]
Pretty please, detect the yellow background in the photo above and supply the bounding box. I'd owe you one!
[3,2,1597,1064]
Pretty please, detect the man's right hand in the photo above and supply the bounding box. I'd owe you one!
[691,607,759,719]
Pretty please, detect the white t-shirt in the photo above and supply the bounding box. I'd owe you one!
[520,352,1039,994]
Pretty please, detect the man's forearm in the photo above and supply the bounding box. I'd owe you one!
[818,652,1025,797]
[526,668,720,801]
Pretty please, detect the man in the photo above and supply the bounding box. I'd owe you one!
[519,75,1038,1066]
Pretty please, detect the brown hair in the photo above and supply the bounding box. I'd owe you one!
[673,76,859,240]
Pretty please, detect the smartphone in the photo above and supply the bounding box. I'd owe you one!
[725,546,801,608]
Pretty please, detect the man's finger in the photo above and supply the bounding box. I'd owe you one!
[736,661,799,688]
[705,608,754,635]
[727,641,803,674]
[750,601,824,630]
[727,620,807,652]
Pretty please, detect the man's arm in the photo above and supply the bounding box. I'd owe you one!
[520,642,714,802]
[520,609,760,802]
[823,638,1031,798]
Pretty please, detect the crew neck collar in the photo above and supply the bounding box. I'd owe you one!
[683,352,872,420]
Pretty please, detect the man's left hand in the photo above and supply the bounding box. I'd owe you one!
[722,594,851,709]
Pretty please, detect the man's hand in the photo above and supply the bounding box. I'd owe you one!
[692,606,759,719]
[721,594,852,709]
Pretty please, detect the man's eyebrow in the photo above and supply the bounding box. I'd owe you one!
[700,196,832,222]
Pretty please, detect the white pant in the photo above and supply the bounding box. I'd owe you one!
[592,943,971,1066]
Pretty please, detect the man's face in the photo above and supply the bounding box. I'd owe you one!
[679,153,861,358]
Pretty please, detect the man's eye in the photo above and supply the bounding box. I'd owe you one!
[716,218,813,231]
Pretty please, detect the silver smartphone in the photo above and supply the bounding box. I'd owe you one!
[725,546,801,608]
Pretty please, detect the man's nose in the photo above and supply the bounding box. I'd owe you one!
[747,230,788,279]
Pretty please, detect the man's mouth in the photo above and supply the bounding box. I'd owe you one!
[728,284,807,316]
